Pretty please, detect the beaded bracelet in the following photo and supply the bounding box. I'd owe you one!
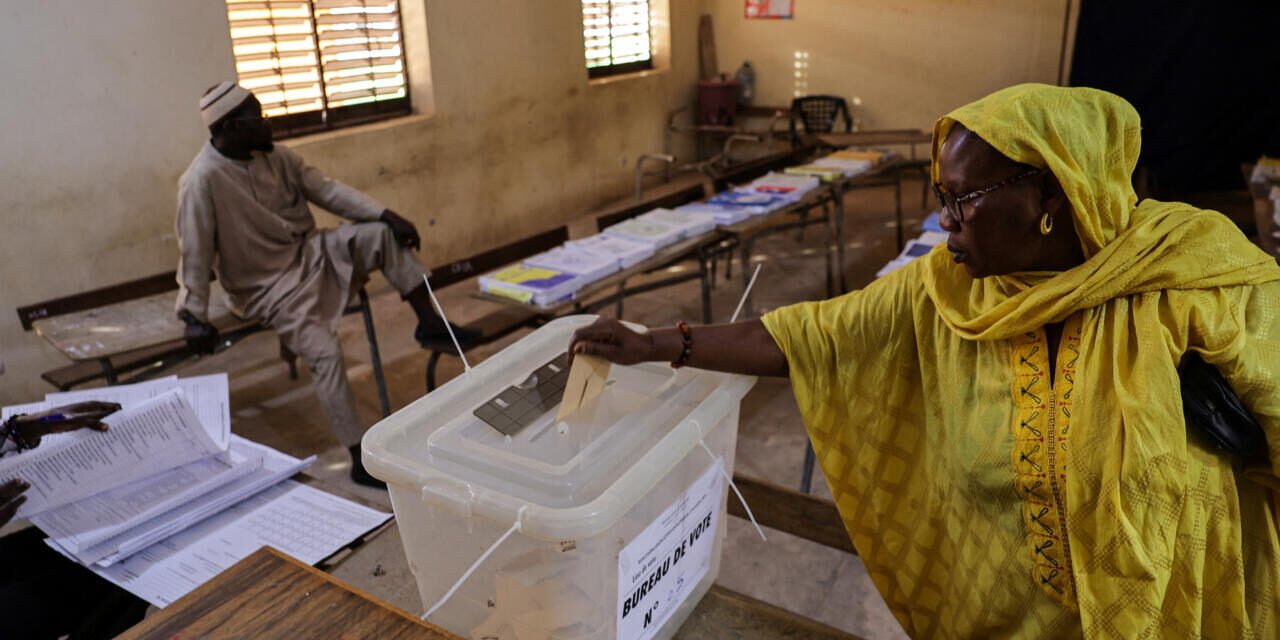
[1,415,36,451]
[672,321,693,369]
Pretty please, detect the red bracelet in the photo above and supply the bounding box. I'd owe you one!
[672,321,693,368]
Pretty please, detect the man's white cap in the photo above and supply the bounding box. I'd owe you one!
[199,81,254,128]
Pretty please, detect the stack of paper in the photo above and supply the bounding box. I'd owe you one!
[565,234,655,269]
[674,201,754,225]
[602,217,685,248]
[705,190,792,215]
[830,149,890,166]
[784,164,847,182]
[810,154,875,178]
[876,231,947,277]
[637,208,717,239]
[480,265,581,308]
[746,172,821,200]
[523,247,619,286]
[2,375,391,609]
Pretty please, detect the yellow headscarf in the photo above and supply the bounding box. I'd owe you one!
[763,83,1280,637]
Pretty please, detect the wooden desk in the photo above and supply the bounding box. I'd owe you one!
[118,547,461,640]
[816,130,933,159]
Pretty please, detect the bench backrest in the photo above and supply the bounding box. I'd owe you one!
[427,226,570,289]
[16,271,180,331]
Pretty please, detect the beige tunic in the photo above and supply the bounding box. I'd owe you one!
[175,142,427,445]
[175,142,386,355]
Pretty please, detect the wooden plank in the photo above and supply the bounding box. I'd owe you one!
[677,585,866,639]
[31,283,248,361]
[118,547,461,640]
[727,474,855,556]
[16,271,181,331]
[816,130,932,148]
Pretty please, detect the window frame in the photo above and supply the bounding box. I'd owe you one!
[226,0,414,140]
[582,0,655,80]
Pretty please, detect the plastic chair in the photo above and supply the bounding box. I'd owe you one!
[789,95,852,149]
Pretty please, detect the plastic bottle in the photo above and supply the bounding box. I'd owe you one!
[735,61,755,106]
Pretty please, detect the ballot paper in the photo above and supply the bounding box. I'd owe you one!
[45,374,230,437]
[556,355,612,421]
[524,247,620,285]
[566,234,655,269]
[50,480,391,608]
[0,389,228,518]
[637,208,718,239]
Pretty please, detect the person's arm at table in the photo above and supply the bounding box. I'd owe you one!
[568,317,788,378]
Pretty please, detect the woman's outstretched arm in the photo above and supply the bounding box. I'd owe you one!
[568,317,789,378]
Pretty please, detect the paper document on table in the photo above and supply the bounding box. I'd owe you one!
[46,374,230,438]
[557,355,612,421]
[32,453,253,554]
[0,389,228,518]
[51,480,391,607]
[1,400,51,421]
[92,436,314,566]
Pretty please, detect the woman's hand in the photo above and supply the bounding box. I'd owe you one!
[12,401,120,448]
[0,479,29,527]
[569,317,659,366]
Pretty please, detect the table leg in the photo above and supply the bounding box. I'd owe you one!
[801,442,816,494]
[740,236,756,318]
[99,358,119,385]
[823,200,834,299]
[698,246,713,324]
[357,289,391,419]
[894,178,904,251]
[835,182,848,294]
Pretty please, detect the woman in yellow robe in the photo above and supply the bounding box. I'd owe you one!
[571,84,1280,638]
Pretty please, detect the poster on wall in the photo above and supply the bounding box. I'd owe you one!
[745,0,794,20]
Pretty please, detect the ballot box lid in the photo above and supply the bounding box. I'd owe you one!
[362,315,755,540]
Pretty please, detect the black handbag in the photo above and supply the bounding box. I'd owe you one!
[1180,351,1268,464]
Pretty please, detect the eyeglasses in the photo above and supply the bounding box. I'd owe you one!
[933,168,1045,225]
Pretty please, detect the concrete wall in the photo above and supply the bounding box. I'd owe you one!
[0,0,700,402]
[704,0,1077,130]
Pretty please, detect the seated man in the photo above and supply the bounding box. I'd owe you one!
[0,402,149,639]
[176,82,476,487]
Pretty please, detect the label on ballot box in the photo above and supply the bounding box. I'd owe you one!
[616,461,724,640]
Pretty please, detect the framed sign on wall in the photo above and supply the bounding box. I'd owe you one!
[745,0,794,19]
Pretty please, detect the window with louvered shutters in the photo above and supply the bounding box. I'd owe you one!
[582,0,654,79]
[224,0,411,138]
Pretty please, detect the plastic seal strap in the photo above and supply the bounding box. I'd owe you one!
[423,274,472,373]
[421,504,528,620]
[696,438,766,542]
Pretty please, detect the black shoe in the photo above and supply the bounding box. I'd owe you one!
[415,322,482,350]
[349,445,387,489]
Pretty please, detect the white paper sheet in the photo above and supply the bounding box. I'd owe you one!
[93,436,314,566]
[52,480,390,607]
[45,374,230,438]
[32,454,251,553]
[0,389,226,518]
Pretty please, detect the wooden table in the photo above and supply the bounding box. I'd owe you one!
[118,547,460,640]
[815,130,933,159]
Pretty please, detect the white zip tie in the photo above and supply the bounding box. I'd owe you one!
[423,274,471,373]
[698,439,766,542]
[422,505,528,621]
[729,263,763,323]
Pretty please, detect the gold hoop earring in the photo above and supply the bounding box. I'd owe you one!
[1039,212,1053,236]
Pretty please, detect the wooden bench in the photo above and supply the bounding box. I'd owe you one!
[421,226,569,391]
[18,271,395,418]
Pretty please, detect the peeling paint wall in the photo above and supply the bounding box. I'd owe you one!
[0,0,700,402]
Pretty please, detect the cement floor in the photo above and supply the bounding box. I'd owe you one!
[174,175,932,639]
